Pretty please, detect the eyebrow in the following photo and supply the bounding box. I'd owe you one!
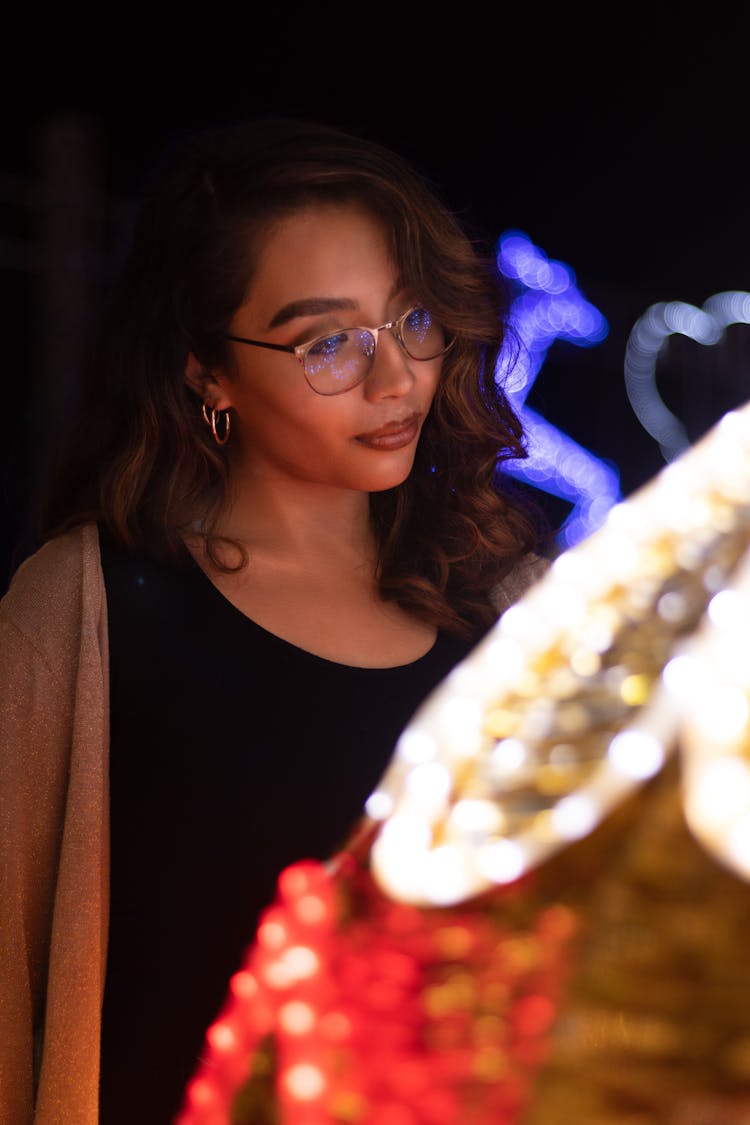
[268,297,358,330]
[267,282,407,331]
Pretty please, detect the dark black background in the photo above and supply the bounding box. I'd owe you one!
[2,13,749,588]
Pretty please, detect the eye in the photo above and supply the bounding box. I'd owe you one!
[401,307,448,357]
[307,331,350,359]
[405,306,433,333]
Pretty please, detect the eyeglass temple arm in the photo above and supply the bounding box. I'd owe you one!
[223,334,296,355]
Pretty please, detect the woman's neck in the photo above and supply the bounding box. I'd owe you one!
[209,476,376,570]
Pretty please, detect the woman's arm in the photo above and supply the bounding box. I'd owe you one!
[0,524,110,1125]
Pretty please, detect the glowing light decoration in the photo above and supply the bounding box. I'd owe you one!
[624,290,750,462]
[668,542,750,881]
[370,399,750,906]
[495,230,622,549]
[177,850,577,1125]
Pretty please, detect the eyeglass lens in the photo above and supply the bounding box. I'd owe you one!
[304,308,448,394]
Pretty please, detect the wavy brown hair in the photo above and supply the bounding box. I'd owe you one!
[43,115,545,640]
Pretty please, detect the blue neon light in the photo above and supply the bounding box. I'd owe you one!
[495,229,621,550]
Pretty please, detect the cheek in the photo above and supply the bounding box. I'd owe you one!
[233,386,352,451]
[422,364,442,406]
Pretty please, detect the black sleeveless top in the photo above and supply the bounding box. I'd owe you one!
[97,525,478,1123]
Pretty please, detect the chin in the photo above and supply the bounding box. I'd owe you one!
[360,460,416,494]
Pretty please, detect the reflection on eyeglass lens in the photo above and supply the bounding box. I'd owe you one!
[402,308,446,357]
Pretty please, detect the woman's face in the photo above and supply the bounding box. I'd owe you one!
[208,203,444,494]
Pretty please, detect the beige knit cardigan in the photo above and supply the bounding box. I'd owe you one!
[0,522,547,1124]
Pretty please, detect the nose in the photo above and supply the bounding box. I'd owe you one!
[363,329,414,401]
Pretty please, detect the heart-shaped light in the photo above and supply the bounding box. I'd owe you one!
[624,290,750,461]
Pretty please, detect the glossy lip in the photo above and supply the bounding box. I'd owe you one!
[355,413,421,450]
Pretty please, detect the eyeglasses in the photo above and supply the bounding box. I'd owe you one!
[223,305,454,396]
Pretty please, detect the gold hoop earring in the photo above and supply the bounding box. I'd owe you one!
[201,402,231,446]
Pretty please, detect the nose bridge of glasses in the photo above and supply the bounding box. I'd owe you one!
[365,323,416,394]
[378,314,410,355]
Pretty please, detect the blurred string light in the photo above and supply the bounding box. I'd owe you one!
[624,291,750,462]
[495,230,621,550]
[369,400,750,908]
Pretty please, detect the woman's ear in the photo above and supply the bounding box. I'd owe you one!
[184,352,231,410]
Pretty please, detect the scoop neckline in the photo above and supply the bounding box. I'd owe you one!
[179,539,441,672]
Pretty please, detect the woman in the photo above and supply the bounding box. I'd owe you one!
[0,116,548,1124]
